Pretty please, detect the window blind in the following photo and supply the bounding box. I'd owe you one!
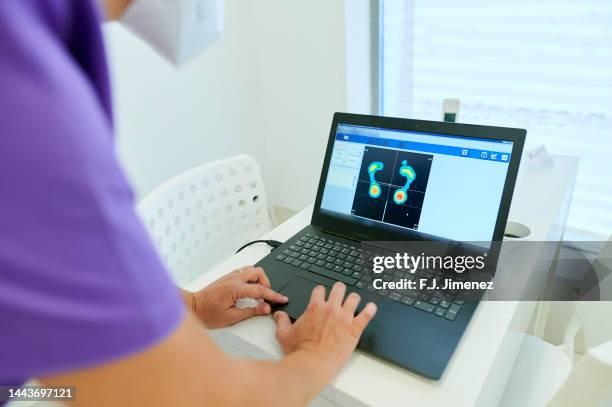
[380,0,612,239]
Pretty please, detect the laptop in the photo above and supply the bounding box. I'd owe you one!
[256,112,525,379]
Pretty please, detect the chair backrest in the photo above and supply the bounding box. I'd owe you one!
[137,155,272,287]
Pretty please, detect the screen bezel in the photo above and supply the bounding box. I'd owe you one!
[311,112,526,244]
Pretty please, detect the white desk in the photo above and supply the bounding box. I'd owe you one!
[187,155,578,407]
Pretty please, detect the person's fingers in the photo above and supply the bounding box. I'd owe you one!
[308,285,326,306]
[236,266,271,287]
[273,311,292,342]
[353,302,377,335]
[343,291,361,315]
[328,282,346,307]
[228,302,272,323]
[236,283,288,304]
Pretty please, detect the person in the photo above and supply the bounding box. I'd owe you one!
[0,1,377,406]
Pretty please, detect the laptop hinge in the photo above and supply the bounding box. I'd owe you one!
[321,229,363,243]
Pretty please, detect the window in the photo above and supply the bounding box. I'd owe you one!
[378,0,612,239]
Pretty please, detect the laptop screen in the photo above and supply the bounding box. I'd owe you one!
[319,123,514,242]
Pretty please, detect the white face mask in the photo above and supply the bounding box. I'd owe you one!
[120,0,224,65]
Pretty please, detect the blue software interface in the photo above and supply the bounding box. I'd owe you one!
[319,123,514,242]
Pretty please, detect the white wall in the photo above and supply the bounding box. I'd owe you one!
[344,0,374,115]
[104,0,357,214]
[249,0,349,210]
[104,0,260,198]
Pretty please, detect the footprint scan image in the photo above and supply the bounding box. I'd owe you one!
[393,160,416,205]
[367,161,384,198]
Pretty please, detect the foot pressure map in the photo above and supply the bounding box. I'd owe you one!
[351,146,433,230]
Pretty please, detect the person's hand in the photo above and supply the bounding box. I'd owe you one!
[273,282,377,381]
[185,266,288,329]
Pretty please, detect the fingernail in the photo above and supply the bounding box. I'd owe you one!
[368,303,378,315]
[363,303,375,316]
[263,304,271,313]
[282,295,289,302]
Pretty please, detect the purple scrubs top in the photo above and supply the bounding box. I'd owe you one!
[0,1,185,384]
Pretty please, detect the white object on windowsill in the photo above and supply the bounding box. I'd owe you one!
[525,145,554,171]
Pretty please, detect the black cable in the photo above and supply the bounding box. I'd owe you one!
[235,239,284,254]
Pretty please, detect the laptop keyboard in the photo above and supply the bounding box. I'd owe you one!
[273,233,464,321]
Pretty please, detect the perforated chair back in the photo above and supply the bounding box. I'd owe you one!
[137,155,271,287]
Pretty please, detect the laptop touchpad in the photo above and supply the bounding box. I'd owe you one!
[278,277,332,320]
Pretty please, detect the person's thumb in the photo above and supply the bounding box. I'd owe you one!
[228,302,271,324]
[274,311,292,342]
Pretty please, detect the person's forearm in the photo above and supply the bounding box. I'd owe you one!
[232,349,336,406]
[39,305,348,406]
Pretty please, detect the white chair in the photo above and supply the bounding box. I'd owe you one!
[137,155,272,287]
[500,238,612,406]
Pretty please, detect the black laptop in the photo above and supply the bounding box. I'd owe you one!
[256,112,525,379]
